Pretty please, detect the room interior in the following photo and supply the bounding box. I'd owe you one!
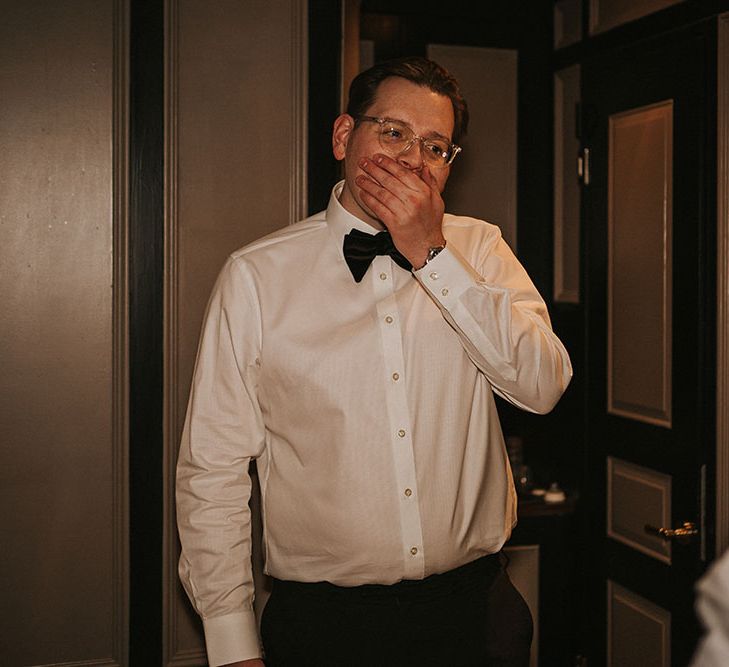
[2,0,729,665]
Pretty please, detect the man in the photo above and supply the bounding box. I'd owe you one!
[177,57,572,666]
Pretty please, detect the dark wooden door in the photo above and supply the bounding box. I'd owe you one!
[581,21,715,667]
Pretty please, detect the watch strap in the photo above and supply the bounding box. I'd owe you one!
[418,244,446,270]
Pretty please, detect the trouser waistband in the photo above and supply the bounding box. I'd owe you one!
[272,551,504,601]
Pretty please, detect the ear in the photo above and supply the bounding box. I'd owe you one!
[332,113,355,161]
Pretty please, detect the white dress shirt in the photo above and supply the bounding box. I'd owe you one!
[176,181,572,665]
[691,548,729,666]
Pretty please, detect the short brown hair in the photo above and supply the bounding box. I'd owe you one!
[346,56,469,145]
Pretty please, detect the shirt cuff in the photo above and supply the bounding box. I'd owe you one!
[203,609,262,666]
[413,244,481,303]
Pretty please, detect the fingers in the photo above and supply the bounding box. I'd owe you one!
[359,186,396,227]
[355,171,399,215]
[354,153,445,248]
[361,155,430,192]
[354,161,407,225]
[355,154,433,217]
[420,164,439,189]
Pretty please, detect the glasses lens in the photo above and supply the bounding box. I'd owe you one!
[378,120,412,148]
[422,140,451,167]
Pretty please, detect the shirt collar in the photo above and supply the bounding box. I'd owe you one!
[326,180,383,262]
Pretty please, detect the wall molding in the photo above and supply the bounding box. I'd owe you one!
[163,1,197,664]
[717,12,729,557]
[112,0,130,664]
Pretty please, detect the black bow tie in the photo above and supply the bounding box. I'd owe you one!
[342,228,412,283]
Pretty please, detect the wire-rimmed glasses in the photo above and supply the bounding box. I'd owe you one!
[357,115,461,168]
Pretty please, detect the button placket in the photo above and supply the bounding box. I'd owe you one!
[375,288,425,579]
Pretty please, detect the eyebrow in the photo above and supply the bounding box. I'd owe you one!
[383,116,452,144]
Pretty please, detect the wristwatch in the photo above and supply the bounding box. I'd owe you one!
[418,243,446,270]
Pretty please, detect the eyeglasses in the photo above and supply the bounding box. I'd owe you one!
[357,115,461,168]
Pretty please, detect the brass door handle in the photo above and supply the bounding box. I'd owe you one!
[644,521,699,544]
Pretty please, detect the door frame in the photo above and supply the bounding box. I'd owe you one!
[717,12,729,558]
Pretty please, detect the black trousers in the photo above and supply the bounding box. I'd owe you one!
[260,553,533,666]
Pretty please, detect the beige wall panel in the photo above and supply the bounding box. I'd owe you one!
[165,1,307,662]
[426,44,518,251]
[608,581,671,667]
[0,1,127,665]
[590,0,683,35]
[174,0,306,435]
[608,101,673,427]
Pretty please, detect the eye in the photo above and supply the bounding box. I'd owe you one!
[425,141,448,158]
[380,122,408,143]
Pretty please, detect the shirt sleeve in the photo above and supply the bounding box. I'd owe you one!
[413,230,572,414]
[176,256,266,665]
[690,549,729,666]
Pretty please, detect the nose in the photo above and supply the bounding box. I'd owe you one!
[396,139,424,170]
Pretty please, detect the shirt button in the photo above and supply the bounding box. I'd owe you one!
[392,372,400,381]
[429,271,439,280]
[410,547,418,556]
[441,288,449,296]
[404,488,412,497]
[380,272,388,280]
[385,315,393,324]
[398,429,406,438]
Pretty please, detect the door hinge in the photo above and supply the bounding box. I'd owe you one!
[577,147,591,186]
[700,463,707,562]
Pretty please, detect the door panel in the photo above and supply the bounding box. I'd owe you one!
[608,581,671,667]
[582,22,714,666]
[607,101,673,426]
[607,457,672,564]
